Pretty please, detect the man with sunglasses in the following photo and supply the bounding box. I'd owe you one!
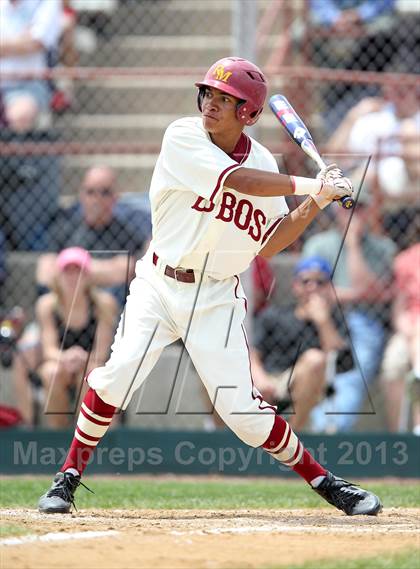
[37,165,150,306]
[251,256,352,431]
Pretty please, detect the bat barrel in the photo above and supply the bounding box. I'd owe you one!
[269,94,354,209]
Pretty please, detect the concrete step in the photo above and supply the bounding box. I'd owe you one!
[84,34,278,67]
[107,0,283,38]
[88,39,232,68]
[71,69,285,116]
[106,0,233,37]
[74,79,198,115]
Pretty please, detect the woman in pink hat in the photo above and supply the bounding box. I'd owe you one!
[36,247,118,428]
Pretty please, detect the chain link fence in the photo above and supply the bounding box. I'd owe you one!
[0,0,419,433]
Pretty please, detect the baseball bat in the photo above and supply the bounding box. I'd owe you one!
[269,94,354,209]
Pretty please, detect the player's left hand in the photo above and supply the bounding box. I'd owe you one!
[312,176,353,209]
[316,163,343,183]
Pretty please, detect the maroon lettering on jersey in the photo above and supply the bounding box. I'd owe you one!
[234,198,253,230]
[248,209,267,242]
[191,190,267,243]
[215,191,236,222]
[191,196,215,213]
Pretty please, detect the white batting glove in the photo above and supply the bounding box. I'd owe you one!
[316,163,343,183]
[311,176,353,210]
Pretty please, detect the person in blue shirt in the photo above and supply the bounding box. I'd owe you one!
[310,0,395,30]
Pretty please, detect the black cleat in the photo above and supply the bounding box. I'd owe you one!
[313,471,382,516]
[38,472,82,514]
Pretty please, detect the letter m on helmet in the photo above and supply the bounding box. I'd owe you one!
[213,65,232,83]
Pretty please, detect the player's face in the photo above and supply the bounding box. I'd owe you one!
[201,87,242,136]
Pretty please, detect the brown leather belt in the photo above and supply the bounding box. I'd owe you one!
[153,252,195,283]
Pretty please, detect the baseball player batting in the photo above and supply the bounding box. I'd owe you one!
[38,57,381,516]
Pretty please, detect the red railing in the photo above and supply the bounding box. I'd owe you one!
[1,66,418,86]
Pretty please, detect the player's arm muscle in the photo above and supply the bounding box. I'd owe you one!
[225,167,295,197]
[259,197,319,258]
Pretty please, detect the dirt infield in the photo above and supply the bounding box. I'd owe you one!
[1,507,419,569]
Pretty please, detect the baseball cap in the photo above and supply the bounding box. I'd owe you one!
[56,247,92,273]
[294,256,332,279]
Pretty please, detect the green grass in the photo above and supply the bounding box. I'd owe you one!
[0,523,30,538]
[0,477,419,510]
[281,549,420,569]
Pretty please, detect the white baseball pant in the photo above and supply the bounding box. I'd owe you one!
[87,250,276,447]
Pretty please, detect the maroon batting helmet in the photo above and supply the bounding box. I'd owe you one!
[195,57,267,126]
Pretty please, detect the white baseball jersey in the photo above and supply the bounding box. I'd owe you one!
[147,117,288,279]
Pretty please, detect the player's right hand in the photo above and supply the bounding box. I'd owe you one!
[311,176,353,210]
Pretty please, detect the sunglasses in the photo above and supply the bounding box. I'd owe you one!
[298,277,329,286]
[84,187,114,197]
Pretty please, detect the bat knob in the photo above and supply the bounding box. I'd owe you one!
[340,196,354,209]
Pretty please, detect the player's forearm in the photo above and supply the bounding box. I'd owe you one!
[0,35,44,57]
[225,167,320,198]
[259,197,320,258]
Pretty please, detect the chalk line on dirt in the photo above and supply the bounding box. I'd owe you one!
[0,530,119,547]
[171,524,420,536]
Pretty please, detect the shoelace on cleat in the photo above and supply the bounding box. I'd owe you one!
[327,479,364,513]
[46,474,94,511]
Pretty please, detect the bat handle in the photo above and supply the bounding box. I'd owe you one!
[315,156,354,210]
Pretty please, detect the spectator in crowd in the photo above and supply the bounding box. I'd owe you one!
[327,80,419,197]
[303,188,397,431]
[251,256,352,431]
[0,0,62,131]
[14,247,118,428]
[37,165,150,306]
[326,77,420,248]
[0,2,63,251]
[380,239,420,434]
[309,0,397,131]
[310,0,395,38]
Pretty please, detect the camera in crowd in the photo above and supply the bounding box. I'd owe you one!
[0,307,25,368]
